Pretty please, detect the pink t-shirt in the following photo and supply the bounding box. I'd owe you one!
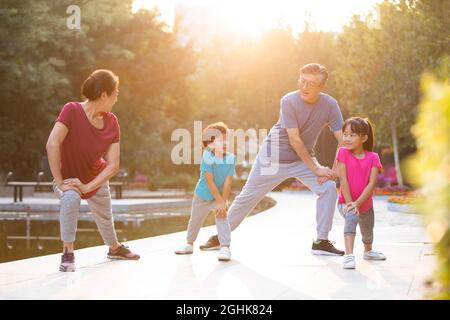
[56,102,120,199]
[337,147,382,213]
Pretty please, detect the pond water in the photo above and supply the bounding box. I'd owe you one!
[0,197,274,263]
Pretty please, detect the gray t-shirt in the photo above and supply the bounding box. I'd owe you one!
[261,90,343,163]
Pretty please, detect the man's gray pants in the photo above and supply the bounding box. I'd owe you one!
[228,154,337,240]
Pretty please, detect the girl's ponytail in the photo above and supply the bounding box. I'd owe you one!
[363,119,374,151]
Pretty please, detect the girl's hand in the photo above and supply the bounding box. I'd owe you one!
[345,202,359,214]
[64,178,89,194]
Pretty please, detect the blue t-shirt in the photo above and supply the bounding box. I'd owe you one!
[194,150,236,201]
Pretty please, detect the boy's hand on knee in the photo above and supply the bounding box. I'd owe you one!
[215,208,227,219]
[214,200,228,218]
[215,199,227,210]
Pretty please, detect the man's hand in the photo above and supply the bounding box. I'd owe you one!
[317,169,338,184]
[317,176,328,185]
[314,166,335,180]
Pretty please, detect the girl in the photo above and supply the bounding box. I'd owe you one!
[174,122,236,261]
[336,117,386,269]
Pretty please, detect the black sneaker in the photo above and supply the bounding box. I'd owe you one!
[199,235,220,251]
[60,249,75,272]
[311,240,345,256]
[107,244,140,260]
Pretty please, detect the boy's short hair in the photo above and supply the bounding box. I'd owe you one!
[202,122,229,148]
[299,63,328,84]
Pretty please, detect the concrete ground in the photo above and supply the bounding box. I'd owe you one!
[0,191,434,300]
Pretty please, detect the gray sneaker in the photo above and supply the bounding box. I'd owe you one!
[174,244,194,255]
[363,250,386,260]
[59,249,75,272]
[217,247,231,262]
[343,254,356,269]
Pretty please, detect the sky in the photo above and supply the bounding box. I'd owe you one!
[132,0,382,37]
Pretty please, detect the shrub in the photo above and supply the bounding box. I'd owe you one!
[406,73,450,298]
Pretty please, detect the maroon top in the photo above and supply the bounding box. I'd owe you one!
[56,102,120,199]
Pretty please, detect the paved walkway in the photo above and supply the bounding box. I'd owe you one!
[0,191,434,299]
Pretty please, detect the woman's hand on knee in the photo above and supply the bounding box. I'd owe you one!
[63,178,87,194]
[59,183,82,195]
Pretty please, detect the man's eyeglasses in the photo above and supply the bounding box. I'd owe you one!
[299,78,320,89]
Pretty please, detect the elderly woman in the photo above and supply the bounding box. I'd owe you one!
[46,69,139,272]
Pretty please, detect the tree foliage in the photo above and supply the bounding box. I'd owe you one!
[0,0,195,179]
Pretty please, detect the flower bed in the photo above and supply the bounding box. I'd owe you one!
[387,196,418,205]
[374,186,412,196]
[387,196,419,213]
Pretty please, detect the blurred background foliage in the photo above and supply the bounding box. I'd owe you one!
[1,0,448,184]
[0,0,449,297]
[406,65,449,298]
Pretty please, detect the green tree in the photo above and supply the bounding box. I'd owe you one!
[188,28,339,166]
[0,0,195,180]
[335,0,449,187]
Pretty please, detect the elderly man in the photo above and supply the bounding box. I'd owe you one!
[201,63,345,256]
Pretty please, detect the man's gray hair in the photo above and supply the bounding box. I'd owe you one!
[299,63,328,84]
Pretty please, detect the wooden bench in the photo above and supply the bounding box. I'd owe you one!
[5,172,125,202]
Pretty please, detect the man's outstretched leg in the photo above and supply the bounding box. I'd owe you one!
[291,161,344,256]
[200,157,286,250]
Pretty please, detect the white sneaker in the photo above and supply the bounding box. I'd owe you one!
[174,244,193,255]
[343,254,356,269]
[363,250,386,260]
[217,246,231,261]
